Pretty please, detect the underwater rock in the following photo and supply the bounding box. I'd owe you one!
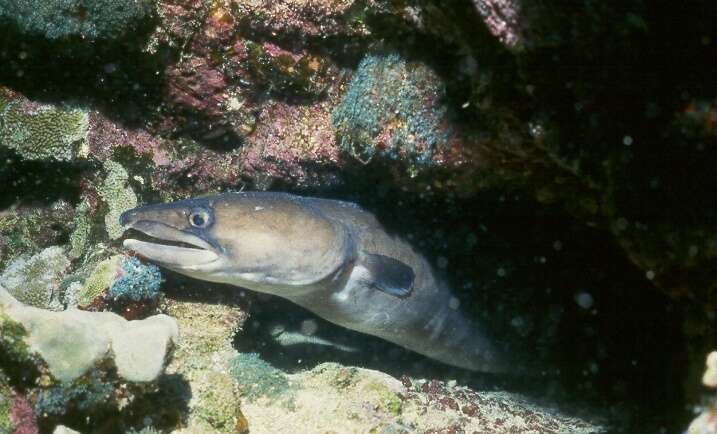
[164,293,602,433]
[239,362,604,433]
[0,246,69,311]
[165,57,229,120]
[149,147,244,199]
[0,284,178,383]
[0,0,155,40]
[0,89,88,162]
[239,40,338,101]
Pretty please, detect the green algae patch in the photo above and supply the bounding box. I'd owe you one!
[69,200,92,260]
[98,160,138,240]
[78,256,122,308]
[229,353,295,406]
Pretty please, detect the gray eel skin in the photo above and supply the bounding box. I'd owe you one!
[119,192,509,373]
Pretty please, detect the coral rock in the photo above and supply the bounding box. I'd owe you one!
[0,285,178,383]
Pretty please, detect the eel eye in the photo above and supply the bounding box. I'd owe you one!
[189,209,210,228]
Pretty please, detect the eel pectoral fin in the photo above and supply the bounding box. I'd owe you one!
[362,253,415,298]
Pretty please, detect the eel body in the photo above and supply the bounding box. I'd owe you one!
[120,192,508,372]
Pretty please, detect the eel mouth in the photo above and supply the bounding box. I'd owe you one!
[122,220,219,267]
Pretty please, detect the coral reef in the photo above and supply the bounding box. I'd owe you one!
[163,292,604,433]
[0,0,155,40]
[332,53,452,170]
[0,0,714,431]
[0,246,69,310]
[0,90,88,162]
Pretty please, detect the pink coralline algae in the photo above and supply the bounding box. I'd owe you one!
[86,112,170,166]
[243,100,342,182]
[10,394,38,434]
[472,0,527,49]
[166,58,229,118]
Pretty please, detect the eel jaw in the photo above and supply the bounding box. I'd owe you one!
[122,220,220,269]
